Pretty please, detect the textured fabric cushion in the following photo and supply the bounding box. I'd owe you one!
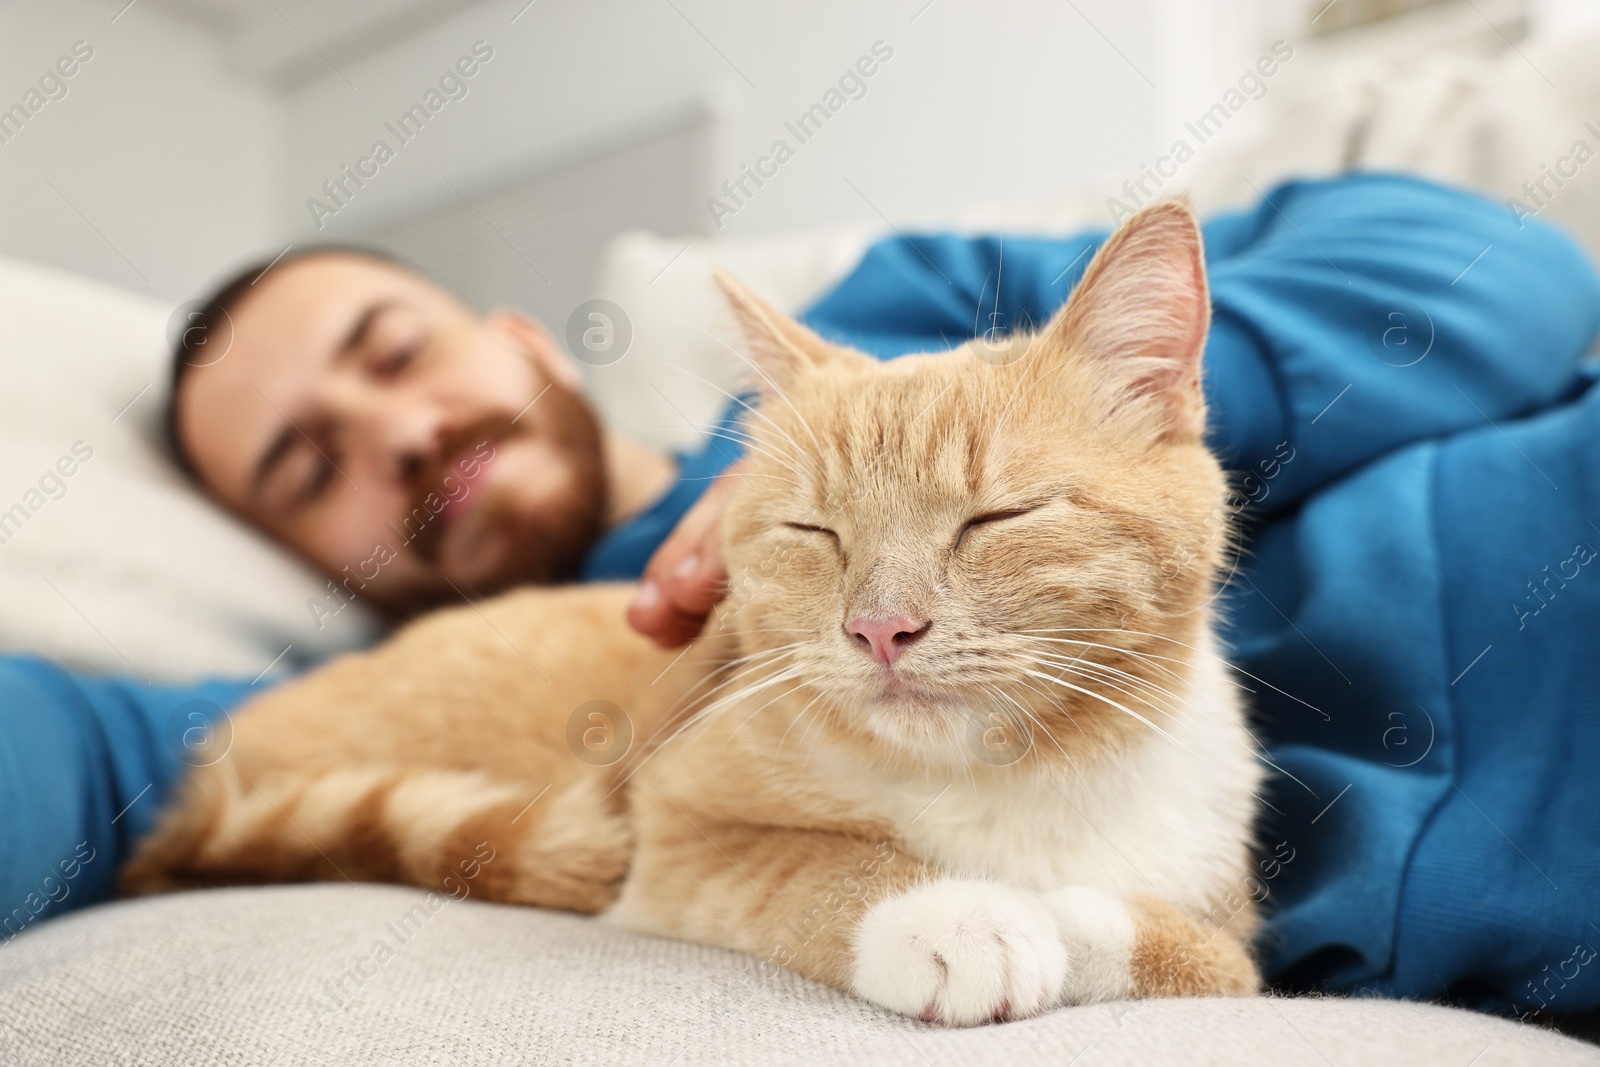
[0,885,1592,1066]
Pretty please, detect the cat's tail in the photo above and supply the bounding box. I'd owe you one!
[119,762,631,913]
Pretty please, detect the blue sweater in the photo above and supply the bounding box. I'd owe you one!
[6,174,1598,1023]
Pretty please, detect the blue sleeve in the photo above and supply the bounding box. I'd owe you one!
[802,173,1600,513]
[1200,173,1600,508]
[0,657,260,939]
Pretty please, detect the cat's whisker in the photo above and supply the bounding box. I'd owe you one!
[1024,627,1327,720]
[1249,747,1318,800]
[795,694,844,774]
[1230,721,1321,797]
[1006,673,1093,747]
[654,642,804,724]
[992,333,1069,438]
[774,689,829,763]
[613,646,804,786]
[699,428,812,485]
[692,628,811,645]
[725,680,812,752]
[688,468,806,492]
[700,417,813,473]
[698,405,807,456]
[654,349,815,465]
[660,645,804,728]
[1015,636,1228,707]
[1012,642,1198,719]
[642,356,816,480]
[977,681,1089,791]
[655,352,817,468]
[674,660,806,740]
[612,662,806,795]
[680,321,827,459]
[1020,656,1188,724]
[705,627,814,646]
[1019,650,1197,719]
[1012,632,1194,680]
[1018,639,1180,683]
[1015,658,1182,727]
[793,710,825,771]
[1015,645,1190,706]
[1015,667,1193,753]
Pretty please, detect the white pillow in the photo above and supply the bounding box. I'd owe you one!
[586,228,873,451]
[0,255,382,683]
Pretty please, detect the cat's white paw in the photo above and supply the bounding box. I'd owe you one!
[1039,886,1137,1004]
[851,879,1068,1026]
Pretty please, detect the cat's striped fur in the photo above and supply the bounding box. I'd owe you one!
[125,200,1262,1024]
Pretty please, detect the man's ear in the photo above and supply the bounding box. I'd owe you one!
[1037,199,1210,438]
[713,268,858,393]
[487,308,585,392]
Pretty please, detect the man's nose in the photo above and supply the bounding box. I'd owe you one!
[383,418,449,487]
[339,391,448,486]
[845,614,930,667]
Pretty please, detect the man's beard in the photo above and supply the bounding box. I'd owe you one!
[406,376,609,596]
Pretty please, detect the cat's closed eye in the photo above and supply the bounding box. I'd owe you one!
[953,507,1039,552]
[783,521,840,544]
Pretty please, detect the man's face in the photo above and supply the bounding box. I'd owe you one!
[176,253,609,614]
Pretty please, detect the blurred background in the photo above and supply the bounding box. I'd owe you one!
[0,0,1594,315]
[6,0,1600,682]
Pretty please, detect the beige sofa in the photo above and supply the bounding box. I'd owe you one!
[4,884,1595,1066]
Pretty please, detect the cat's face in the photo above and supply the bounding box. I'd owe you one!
[717,202,1230,771]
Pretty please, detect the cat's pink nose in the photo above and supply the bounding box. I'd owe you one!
[846,614,930,666]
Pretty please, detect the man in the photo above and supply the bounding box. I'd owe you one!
[6,173,1600,1023]
[168,246,740,646]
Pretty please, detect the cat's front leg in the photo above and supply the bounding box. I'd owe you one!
[611,800,932,997]
[851,878,1069,1025]
[1040,887,1260,1003]
[616,799,1066,1025]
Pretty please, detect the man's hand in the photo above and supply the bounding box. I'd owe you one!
[626,460,747,647]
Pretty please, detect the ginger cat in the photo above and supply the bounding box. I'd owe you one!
[124,200,1262,1025]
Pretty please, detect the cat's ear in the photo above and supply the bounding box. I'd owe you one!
[714,268,847,391]
[1043,199,1210,438]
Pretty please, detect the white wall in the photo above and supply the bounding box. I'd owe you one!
[2,0,1530,303]
[0,0,1277,311]
[276,0,1167,243]
[1531,0,1600,36]
[0,0,280,298]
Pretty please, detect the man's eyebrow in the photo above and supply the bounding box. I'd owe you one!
[339,299,399,359]
[251,425,297,498]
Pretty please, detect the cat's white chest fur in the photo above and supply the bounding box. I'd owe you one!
[842,638,1260,915]
[816,637,1264,1022]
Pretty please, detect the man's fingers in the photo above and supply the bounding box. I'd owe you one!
[625,579,711,648]
[662,535,728,614]
[651,609,709,649]
[628,543,726,647]
[641,526,718,611]
[627,459,747,647]
[628,518,721,646]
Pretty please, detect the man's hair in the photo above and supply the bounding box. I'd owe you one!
[165,244,408,478]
